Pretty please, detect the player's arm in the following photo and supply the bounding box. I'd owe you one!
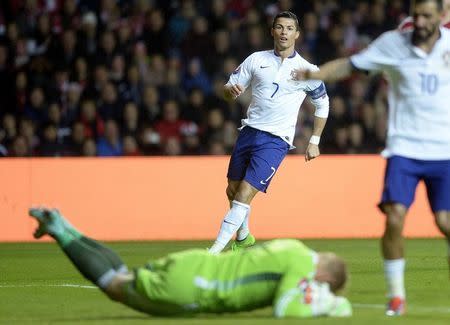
[273,277,352,318]
[224,84,245,101]
[224,54,255,101]
[304,80,329,162]
[296,58,354,83]
[293,32,396,83]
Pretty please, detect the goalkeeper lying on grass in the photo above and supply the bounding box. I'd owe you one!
[29,207,352,318]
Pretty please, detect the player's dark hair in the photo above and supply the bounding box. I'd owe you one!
[414,0,443,10]
[272,11,300,31]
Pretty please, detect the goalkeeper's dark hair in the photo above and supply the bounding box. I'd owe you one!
[272,11,300,31]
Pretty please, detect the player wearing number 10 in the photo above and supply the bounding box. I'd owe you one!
[292,0,450,316]
[208,11,330,254]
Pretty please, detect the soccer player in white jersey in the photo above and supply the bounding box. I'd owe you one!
[292,0,450,316]
[208,11,330,254]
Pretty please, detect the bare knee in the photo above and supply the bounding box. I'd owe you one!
[434,211,450,236]
[383,204,407,234]
[226,185,236,202]
[226,180,240,201]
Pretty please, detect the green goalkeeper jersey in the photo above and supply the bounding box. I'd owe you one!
[126,239,323,317]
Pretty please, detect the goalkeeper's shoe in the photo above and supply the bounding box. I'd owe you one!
[385,296,406,316]
[231,234,256,251]
[29,207,65,239]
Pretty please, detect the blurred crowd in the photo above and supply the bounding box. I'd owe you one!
[0,0,411,157]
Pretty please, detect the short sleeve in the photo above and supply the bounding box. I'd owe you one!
[350,31,400,72]
[226,54,255,89]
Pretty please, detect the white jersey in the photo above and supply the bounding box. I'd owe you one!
[351,27,450,160]
[227,50,329,147]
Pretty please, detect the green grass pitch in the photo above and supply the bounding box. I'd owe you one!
[1,239,450,324]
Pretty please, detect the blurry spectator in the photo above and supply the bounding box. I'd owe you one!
[110,54,126,85]
[0,114,17,148]
[208,139,227,155]
[48,67,70,102]
[202,108,225,147]
[96,30,118,67]
[347,122,366,154]
[24,87,47,123]
[182,132,202,155]
[9,135,31,157]
[19,118,38,152]
[163,136,182,156]
[98,0,121,30]
[29,13,53,56]
[14,71,28,114]
[139,123,161,155]
[222,120,238,153]
[71,56,89,88]
[160,67,186,103]
[65,121,86,156]
[47,102,71,141]
[83,64,109,99]
[145,54,166,87]
[182,57,212,95]
[63,82,82,126]
[183,88,207,126]
[204,29,233,75]
[122,102,140,138]
[78,11,98,62]
[182,16,211,61]
[168,0,197,46]
[118,64,143,105]
[208,0,228,32]
[82,138,97,156]
[38,123,66,157]
[0,44,14,113]
[115,19,134,56]
[299,12,320,61]
[79,99,104,139]
[53,29,79,68]
[155,100,188,142]
[140,85,160,124]
[60,0,81,30]
[97,81,122,121]
[96,119,123,156]
[123,135,140,156]
[141,8,168,56]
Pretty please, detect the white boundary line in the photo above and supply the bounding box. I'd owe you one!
[1,284,450,314]
[0,284,97,289]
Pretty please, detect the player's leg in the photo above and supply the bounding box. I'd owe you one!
[434,211,450,278]
[378,156,420,316]
[227,179,253,242]
[209,182,256,254]
[29,207,127,293]
[230,131,289,251]
[424,159,450,278]
[380,202,407,312]
[56,213,128,273]
[209,127,255,254]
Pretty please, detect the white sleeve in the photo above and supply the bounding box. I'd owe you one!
[226,53,255,89]
[303,64,329,118]
[350,31,399,72]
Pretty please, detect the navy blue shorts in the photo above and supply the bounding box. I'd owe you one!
[227,126,289,193]
[380,156,450,212]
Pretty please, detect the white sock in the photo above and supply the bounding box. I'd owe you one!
[236,206,251,241]
[384,258,406,299]
[209,200,249,254]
